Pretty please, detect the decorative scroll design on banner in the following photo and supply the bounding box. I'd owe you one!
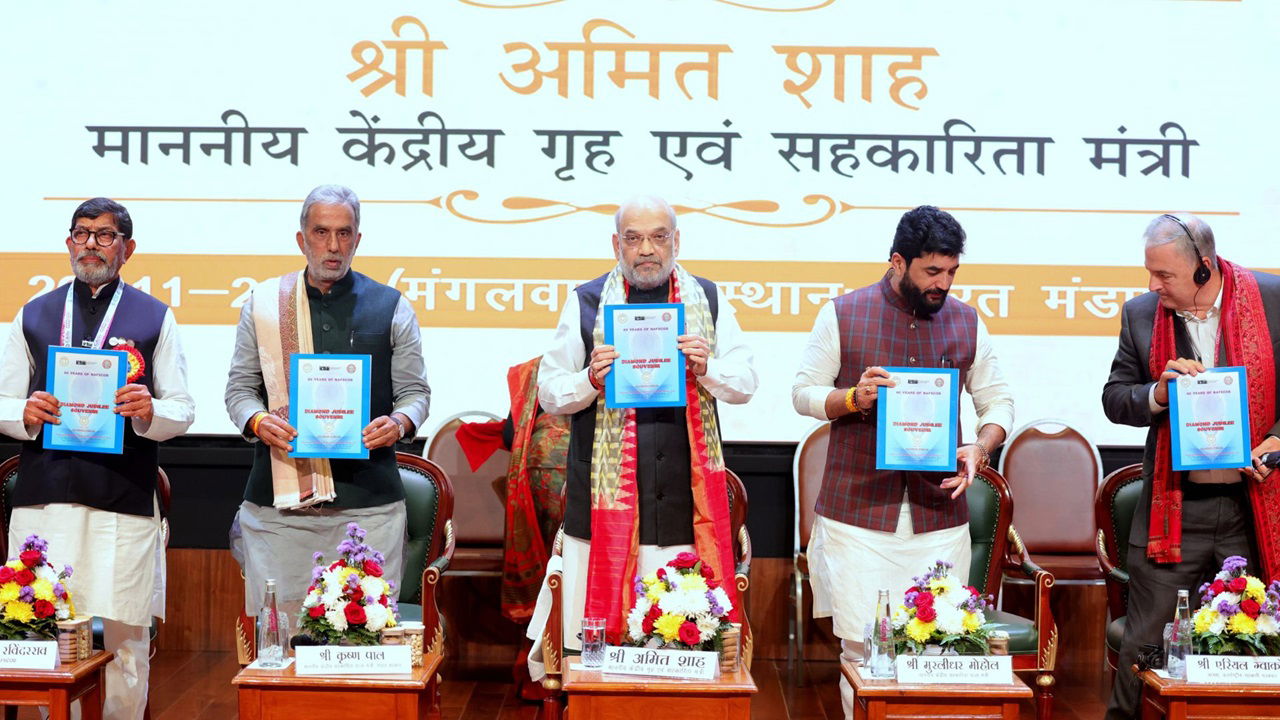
[441,191,843,227]
[714,0,836,11]
[459,0,565,6]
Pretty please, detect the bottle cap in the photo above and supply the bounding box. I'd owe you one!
[266,578,277,591]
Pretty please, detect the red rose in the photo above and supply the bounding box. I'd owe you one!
[14,569,35,586]
[701,564,715,580]
[678,621,702,646]
[642,615,656,634]
[1242,598,1262,619]
[646,605,662,621]
[671,552,699,570]
[348,588,364,604]
[1210,579,1226,596]
[914,592,935,608]
[33,600,55,619]
[656,568,667,580]
[916,605,938,623]
[707,578,720,590]
[966,586,980,597]
[379,595,389,606]
[19,550,42,568]
[308,605,325,618]
[363,560,383,577]
[905,587,920,597]
[344,602,367,626]
[0,566,14,583]
[1229,577,1248,594]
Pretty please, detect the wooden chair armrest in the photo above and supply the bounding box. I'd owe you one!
[735,525,752,578]
[1095,528,1129,585]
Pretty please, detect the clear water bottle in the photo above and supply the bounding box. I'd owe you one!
[257,578,289,667]
[1166,589,1192,679]
[866,589,897,678]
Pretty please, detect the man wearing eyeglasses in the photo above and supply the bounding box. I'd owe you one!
[526,195,757,675]
[0,197,194,720]
[224,184,430,625]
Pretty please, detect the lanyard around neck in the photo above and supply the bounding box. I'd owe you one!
[60,281,124,349]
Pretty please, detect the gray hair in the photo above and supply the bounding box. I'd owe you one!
[1144,213,1216,266]
[614,195,677,233]
[300,184,361,232]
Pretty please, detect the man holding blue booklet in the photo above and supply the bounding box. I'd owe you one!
[224,185,430,621]
[527,195,757,670]
[792,206,1013,719]
[1103,213,1280,719]
[0,197,194,720]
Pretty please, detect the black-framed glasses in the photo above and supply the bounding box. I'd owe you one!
[620,231,673,249]
[69,227,125,246]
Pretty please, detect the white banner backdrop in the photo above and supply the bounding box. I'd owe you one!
[2,1,1277,445]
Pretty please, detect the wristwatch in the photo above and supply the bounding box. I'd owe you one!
[389,415,407,441]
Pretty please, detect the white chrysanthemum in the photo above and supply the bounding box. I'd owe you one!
[710,587,733,616]
[891,605,909,630]
[34,565,57,582]
[364,602,390,632]
[1217,592,1242,607]
[360,575,388,602]
[627,598,652,641]
[302,591,321,609]
[658,587,711,617]
[934,604,965,635]
[320,571,343,606]
[55,601,72,620]
[1257,614,1280,635]
[695,612,720,642]
[326,606,349,632]
[1209,615,1227,635]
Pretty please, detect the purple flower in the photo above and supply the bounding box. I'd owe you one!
[387,579,397,591]
[312,551,324,564]
[372,551,385,565]
[337,540,356,555]
[53,583,64,597]
[706,591,724,617]
[1223,556,1249,576]
[311,566,325,583]
[346,574,360,588]
[18,586,34,603]
[351,553,366,565]
[62,565,73,579]
[634,577,646,595]
[1217,598,1240,617]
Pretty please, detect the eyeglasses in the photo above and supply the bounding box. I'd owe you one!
[620,231,673,249]
[69,227,125,246]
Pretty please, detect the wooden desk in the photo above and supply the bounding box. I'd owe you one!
[841,660,1032,720]
[562,663,757,719]
[1139,669,1280,719]
[233,653,443,720]
[0,651,113,720]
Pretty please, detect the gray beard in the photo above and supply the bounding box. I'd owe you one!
[72,257,119,288]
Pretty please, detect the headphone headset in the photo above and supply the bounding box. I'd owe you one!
[1161,213,1210,286]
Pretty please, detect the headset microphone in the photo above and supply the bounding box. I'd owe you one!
[1162,214,1210,286]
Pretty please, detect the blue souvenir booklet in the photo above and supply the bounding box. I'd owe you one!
[875,367,960,472]
[603,303,686,409]
[289,353,372,459]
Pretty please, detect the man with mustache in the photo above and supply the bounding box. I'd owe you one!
[0,197,194,720]
[792,205,1012,719]
[224,185,430,624]
[526,195,757,673]
[1102,214,1280,719]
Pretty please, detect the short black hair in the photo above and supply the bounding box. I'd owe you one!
[889,205,964,263]
[70,197,133,239]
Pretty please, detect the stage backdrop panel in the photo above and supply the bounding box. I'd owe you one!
[3,1,1277,444]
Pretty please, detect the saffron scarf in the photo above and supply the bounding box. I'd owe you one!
[1147,258,1280,578]
[500,356,555,622]
[250,271,336,509]
[584,264,740,643]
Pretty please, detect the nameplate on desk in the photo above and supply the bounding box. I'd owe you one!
[0,640,58,670]
[601,646,719,680]
[894,655,1012,684]
[294,645,411,675]
[1186,655,1280,684]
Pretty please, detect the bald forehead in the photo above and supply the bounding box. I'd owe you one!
[615,197,676,233]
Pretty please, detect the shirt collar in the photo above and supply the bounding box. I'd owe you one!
[73,276,120,303]
[304,269,355,299]
[1175,285,1223,324]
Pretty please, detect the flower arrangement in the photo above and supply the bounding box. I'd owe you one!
[891,560,993,655]
[625,552,735,651]
[0,535,75,640]
[1192,555,1280,655]
[299,523,399,645]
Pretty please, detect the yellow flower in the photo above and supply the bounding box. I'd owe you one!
[4,561,22,571]
[4,600,35,623]
[962,611,983,633]
[1228,612,1258,636]
[927,579,944,593]
[646,584,664,603]
[653,613,685,642]
[679,574,708,595]
[1246,577,1267,603]
[905,618,936,643]
[0,582,19,604]
[31,579,55,602]
[1194,607,1219,634]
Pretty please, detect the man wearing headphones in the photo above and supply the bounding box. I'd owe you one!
[1102,213,1280,719]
